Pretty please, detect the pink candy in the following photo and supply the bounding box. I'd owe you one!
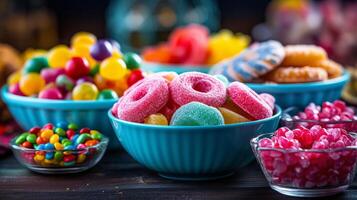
[260,93,275,110]
[9,83,24,96]
[227,82,273,120]
[40,68,65,83]
[170,72,226,107]
[38,87,63,100]
[116,77,169,122]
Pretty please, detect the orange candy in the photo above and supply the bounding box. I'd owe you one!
[142,44,172,64]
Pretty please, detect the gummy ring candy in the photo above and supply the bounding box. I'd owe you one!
[281,45,327,67]
[116,77,169,122]
[210,40,285,82]
[312,59,343,79]
[227,82,272,120]
[265,66,328,83]
[169,72,226,107]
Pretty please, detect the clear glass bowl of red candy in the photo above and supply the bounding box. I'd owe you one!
[281,100,357,132]
[251,126,357,197]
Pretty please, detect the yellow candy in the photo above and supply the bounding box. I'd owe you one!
[63,151,71,156]
[19,73,46,96]
[218,107,250,124]
[49,134,60,144]
[23,48,47,61]
[71,44,96,67]
[47,45,71,68]
[54,142,64,150]
[111,49,122,59]
[34,154,44,163]
[7,71,22,85]
[72,82,99,100]
[71,32,97,47]
[77,154,86,163]
[44,159,55,164]
[100,57,127,81]
[144,113,168,125]
[90,130,100,135]
[41,129,54,140]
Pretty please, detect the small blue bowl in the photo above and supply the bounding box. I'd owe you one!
[247,72,350,109]
[108,106,282,181]
[141,61,210,74]
[1,86,119,149]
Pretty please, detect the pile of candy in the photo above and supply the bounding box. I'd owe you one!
[7,32,144,100]
[210,40,344,83]
[111,72,275,126]
[14,122,104,167]
[142,24,249,66]
[257,126,357,188]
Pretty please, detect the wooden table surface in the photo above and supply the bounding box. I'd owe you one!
[0,150,357,200]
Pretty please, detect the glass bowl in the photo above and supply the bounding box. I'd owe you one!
[281,107,357,132]
[10,136,108,174]
[251,133,357,197]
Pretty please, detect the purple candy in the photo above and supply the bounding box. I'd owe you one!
[38,88,63,100]
[41,68,65,83]
[76,76,94,85]
[90,40,113,61]
[9,83,24,96]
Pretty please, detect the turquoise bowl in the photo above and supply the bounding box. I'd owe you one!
[141,61,210,74]
[1,86,119,149]
[247,72,350,109]
[108,106,282,180]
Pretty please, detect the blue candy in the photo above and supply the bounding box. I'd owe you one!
[45,152,54,160]
[44,143,54,150]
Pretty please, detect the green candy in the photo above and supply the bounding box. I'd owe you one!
[23,56,48,74]
[56,75,74,91]
[89,64,100,76]
[63,161,75,167]
[61,138,70,145]
[54,151,63,161]
[91,132,102,140]
[97,89,118,100]
[15,133,30,145]
[55,127,66,137]
[63,141,72,147]
[123,53,141,70]
[26,134,37,144]
[76,133,91,144]
[68,123,78,131]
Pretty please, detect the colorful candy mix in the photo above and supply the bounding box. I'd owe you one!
[14,123,104,167]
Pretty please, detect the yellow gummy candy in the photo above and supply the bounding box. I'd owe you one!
[218,107,250,124]
[100,57,127,81]
[144,113,168,125]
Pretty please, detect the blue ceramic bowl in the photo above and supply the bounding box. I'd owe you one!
[1,86,119,149]
[108,106,282,180]
[247,72,350,109]
[141,61,210,74]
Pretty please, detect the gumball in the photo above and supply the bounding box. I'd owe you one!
[71,44,97,67]
[72,82,98,100]
[7,71,21,85]
[90,40,113,61]
[100,57,127,81]
[19,73,46,96]
[65,57,90,79]
[47,45,71,68]
[123,53,141,70]
[71,32,97,47]
[76,76,93,85]
[23,56,49,74]
[56,75,75,91]
[38,88,63,100]
[144,113,168,125]
[127,69,144,86]
[40,68,65,83]
[8,83,24,96]
[97,89,118,100]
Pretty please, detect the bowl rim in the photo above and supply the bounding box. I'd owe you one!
[250,133,357,153]
[142,61,211,69]
[246,71,350,89]
[1,85,117,109]
[10,135,109,153]
[108,105,282,130]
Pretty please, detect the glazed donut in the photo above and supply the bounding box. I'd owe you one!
[116,77,169,122]
[265,66,328,83]
[227,82,273,120]
[209,40,285,82]
[312,59,343,79]
[169,72,226,107]
[281,45,327,67]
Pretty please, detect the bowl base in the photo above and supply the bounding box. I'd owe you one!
[27,166,91,174]
[159,171,234,181]
[271,184,348,197]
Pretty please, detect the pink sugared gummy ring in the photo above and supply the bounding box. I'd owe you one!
[169,72,226,107]
[227,82,273,120]
[116,77,169,122]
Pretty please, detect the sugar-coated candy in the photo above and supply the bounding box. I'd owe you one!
[213,74,229,87]
[144,113,168,125]
[218,107,249,124]
[23,56,49,74]
[41,68,65,83]
[170,72,226,107]
[97,89,118,100]
[171,102,224,126]
[65,57,90,79]
[72,82,98,100]
[100,57,127,81]
[90,40,113,61]
[123,53,141,70]
[38,87,63,100]
[259,93,275,110]
[47,45,71,68]
[19,73,46,96]
[150,71,178,82]
[116,77,169,122]
[9,83,24,96]
[127,69,144,87]
[158,98,179,121]
[56,75,75,91]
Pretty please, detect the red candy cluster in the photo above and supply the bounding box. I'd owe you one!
[292,100,357,131]
[258,126,357,188]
